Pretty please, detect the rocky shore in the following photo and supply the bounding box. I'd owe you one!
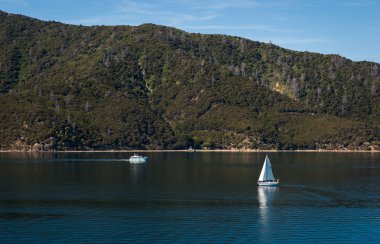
[2,138,379,152]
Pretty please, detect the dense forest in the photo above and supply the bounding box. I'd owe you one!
[0,11,379,151]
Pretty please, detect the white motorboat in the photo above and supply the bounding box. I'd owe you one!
[128,154,148,164]
[257,155,279,186]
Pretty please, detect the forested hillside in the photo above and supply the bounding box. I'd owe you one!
[0,11,379,150]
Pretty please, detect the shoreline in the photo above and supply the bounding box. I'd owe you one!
[0,149,379,153]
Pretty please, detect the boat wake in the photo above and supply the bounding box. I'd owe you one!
[51,159,129,163]
[280,185,380,208]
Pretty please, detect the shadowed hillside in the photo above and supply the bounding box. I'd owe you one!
[0,11,379,150]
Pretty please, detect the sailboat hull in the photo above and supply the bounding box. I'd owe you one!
[257,180,279,186]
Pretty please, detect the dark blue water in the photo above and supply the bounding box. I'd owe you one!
[0,152,379,242]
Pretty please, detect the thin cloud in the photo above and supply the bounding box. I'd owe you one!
[116,0,159,15]
[180,25,298,35]
[267,37,330,44]
[181,24,271,30]
[0,0,28,6]
[167,0,287,10]
[165,13,219,26]
[64,0,299,30]
[65,0,219,26]
[344,0,373,7]
[66,16,138,26]
[313,0,373,7]
[202,0,261,10]
[66,17,104,25]
[184,25,270,30]
[115,0,219,26]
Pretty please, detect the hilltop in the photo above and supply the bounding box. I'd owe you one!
[0,11,379,151]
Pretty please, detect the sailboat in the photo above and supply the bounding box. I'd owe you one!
[257,155,279,186]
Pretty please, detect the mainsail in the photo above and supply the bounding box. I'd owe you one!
[258,155,275,181]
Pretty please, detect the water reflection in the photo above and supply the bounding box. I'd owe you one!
[130,164,147,183]
[258,187,278,222]
[258,186,279,241]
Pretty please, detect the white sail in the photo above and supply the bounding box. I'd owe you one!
[258,155,275,181]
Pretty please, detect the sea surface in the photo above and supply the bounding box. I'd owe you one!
[0,152,379,243]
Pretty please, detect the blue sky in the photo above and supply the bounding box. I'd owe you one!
[1,0,379,63]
